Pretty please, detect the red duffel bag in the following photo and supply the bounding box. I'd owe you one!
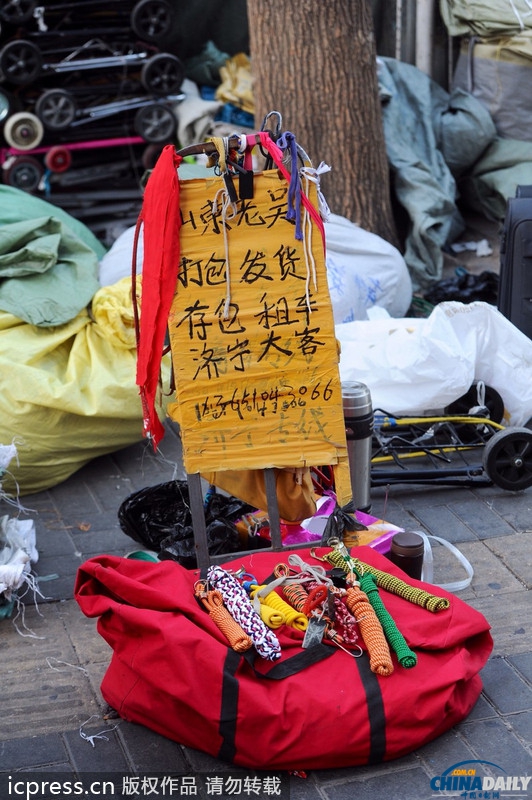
[74,545,492,771]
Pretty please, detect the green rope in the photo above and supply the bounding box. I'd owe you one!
[358,571,417,669]
[324,549,450,613]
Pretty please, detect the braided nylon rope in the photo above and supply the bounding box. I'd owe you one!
[282,582,309,612]
[207,566,282,661]
[250,585,308,631]
[323,550,450,612]
[198,589,253,653]
[304,579,359,645]
[357,572,417,668]
[345,584,394,676]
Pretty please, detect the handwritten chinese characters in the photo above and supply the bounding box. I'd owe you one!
[167,170,349,490]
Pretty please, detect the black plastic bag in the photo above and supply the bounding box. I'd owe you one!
[118,480,265,568]
[424,268,499,306]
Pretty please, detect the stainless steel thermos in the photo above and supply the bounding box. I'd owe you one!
[342,381,374,512]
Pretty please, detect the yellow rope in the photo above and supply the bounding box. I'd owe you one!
[251,585,309,631]
[257,603,285,629]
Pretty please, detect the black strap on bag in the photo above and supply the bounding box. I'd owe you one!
[217,643,386,764]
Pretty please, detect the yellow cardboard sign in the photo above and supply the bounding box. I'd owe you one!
[168,169,350,502]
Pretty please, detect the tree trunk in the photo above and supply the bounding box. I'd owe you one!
[246,0,399,248]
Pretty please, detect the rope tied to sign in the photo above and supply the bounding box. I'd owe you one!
[207,566,282,661]
[195,583,253,652]
[211,186,237,320]
[275,131,303,240]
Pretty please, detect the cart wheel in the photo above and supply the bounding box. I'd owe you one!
[4,155,43,191]
[483,427,532,491]
[141,143,164,170]
[445,381,505,423]
[134,103,176,143]
[44,145,71,173]
[3,111,44,149]
[0,0,37,24]
[130,0,172,42]
[35,89,77,131]
[0,39,42,85]
[140,53,184,95]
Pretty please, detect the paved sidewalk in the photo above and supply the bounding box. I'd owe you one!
[1,421,531,800]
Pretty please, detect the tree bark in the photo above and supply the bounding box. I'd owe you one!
[246,0,399,248]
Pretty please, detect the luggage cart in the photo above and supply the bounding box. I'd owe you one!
[371,409,532,491]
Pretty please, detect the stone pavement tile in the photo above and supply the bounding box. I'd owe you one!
[63,727,130,772]
[484,531,532,589]
[417,726,478,775]
[507,710,532,748]
[116,722,189,772]
[35,555,80,602]
[458,716,532,774]
[1,603,102,741]
[47,476,102,517]
[311,752,418,783]
[482,492,532,532]
[0,734,69,771]
[467,693,499,721]
[465,592,530,655]
[443,496,517,539]
[68,525,131,559]
[56,599,111,664]
[373,485,478,511]
[480,656,532,714]
[510,651,532,683]
[35,524,77,557]
[408,504,478,542]
[182,747,244,774]
[438,539,525,602]
[319,767,430,800]
[289,774,323,800]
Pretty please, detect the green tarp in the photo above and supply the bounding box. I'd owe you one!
[0,187,102,326]
[439,0,532,37]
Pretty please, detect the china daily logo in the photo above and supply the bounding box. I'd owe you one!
[431,760,531,797]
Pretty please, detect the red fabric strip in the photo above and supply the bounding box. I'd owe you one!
[135,144,182,448]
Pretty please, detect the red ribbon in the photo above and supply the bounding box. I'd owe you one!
[135,144,182,448]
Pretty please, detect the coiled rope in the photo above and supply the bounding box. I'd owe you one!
[323,549,449,612]
[207,566,281,661]
[195,584,253,652]
[344,581,394,676]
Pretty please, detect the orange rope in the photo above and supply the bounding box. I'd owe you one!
[199,589,253,652]
[282,582,309,612]
[345,583,394,676]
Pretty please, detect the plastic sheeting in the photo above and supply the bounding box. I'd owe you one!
[336,301,532,427]
[324,214,412,322]
[439,0,532,37]
[459,137,532,221]
[0,216,100,327]
[377,57,497,290]
[452,32,532,142]
[0,277,171,496]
